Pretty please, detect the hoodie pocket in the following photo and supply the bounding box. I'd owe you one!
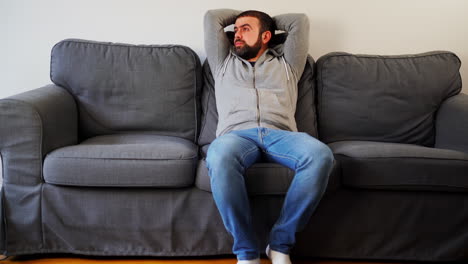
[260,91,290,121]
[227,88,257,115]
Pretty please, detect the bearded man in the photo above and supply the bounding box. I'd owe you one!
[203,9,334,264]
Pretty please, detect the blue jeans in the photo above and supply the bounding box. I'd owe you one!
[206,127,334,260]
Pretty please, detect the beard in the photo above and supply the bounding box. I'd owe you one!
[234,34,263,60]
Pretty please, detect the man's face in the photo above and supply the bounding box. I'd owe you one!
[234,16,263,60]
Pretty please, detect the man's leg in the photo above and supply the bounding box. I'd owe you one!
[206,130,262,261]
[261,128,334,256]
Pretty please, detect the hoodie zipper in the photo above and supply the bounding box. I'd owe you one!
[253,65,260,127]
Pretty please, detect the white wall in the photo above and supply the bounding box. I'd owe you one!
[1,0,467,99]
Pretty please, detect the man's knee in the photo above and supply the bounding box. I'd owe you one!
[206,141,228,169]
[315,142,334,166]
[300,134,334,167]
[206,134,243,168]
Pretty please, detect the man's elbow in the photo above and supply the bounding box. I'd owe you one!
[204,10,217,26]
[296,13,309,26]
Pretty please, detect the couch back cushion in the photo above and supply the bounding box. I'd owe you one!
[50,39,202,142]
[198,55,318,146]
[316,51,461,146]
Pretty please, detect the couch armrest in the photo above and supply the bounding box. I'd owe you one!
[0,84,78,185]
[435,93,468,153]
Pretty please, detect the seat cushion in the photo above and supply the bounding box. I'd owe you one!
[316,51,462,146]
[330,141,468,191]
[195,146,341,195]
[43,134,198,187]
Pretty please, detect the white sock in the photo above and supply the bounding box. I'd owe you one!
[237,258,260,264]
[266,245,292,264]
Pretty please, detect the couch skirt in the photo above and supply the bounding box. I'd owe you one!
[3,183,468,261]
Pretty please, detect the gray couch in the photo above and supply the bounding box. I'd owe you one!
[1,39,467,261]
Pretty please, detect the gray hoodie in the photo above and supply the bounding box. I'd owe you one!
[204,9,310,137]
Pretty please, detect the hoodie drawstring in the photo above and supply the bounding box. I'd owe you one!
[222,53,232,76]
[281,56,290,81]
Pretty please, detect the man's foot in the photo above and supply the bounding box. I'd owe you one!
[237,258,260,264]
[266,245,292,264]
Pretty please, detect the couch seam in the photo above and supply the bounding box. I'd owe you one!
[320,51,459,61]
[44,179,194,187]
[55,39,191,50]
[46,156,199,161]
[348,183,468,189]
[334,153,468,162]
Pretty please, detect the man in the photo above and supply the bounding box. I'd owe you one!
[204,9,334,264]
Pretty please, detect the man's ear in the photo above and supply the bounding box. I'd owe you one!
[262,31,272,45]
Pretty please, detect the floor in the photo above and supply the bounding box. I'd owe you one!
[1,255,426,264]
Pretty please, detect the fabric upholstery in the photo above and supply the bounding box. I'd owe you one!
[50,39,202,142]
[1,84,78,167]
[317,51,462,146]
[0,84,77,254]
[435,93,468,153]
[330,141,468,191]
[294,189,468,261]
[40,183,468,261]
[198,55,318,146]
[44,134,198,187]
[42,185,233,256]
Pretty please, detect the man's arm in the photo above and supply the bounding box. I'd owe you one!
[204,9,241,75]
[274,13,310,78]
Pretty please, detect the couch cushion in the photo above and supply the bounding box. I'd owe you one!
[50,39,202,141]
[198,55,318,146]
[330,141,468,191]
[316,51,462,146]
[43,134,198,187]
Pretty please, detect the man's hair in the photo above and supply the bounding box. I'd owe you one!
[236,10,276,37]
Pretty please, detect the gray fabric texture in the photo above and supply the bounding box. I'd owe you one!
[293,189,468,261]
[316,51,462,146]
[198,56,318,146]
[195,158,340,195]
[330,140,468,159]
[42,185,233,256]
[0,186,4,252]
[44,134,198,187]
[50,39,202,142]
[0,84,77,254]
[1,84,78,166]
[36,183,468,261]
[329,141,468,191]
[435,93,468,153]
[197,61,218,145]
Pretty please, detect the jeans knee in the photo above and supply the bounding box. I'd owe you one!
[301,142,334,169]
[317,144,334,167]
[206,140,244,173]
[206,144,227,170]
[301,144,334,186]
